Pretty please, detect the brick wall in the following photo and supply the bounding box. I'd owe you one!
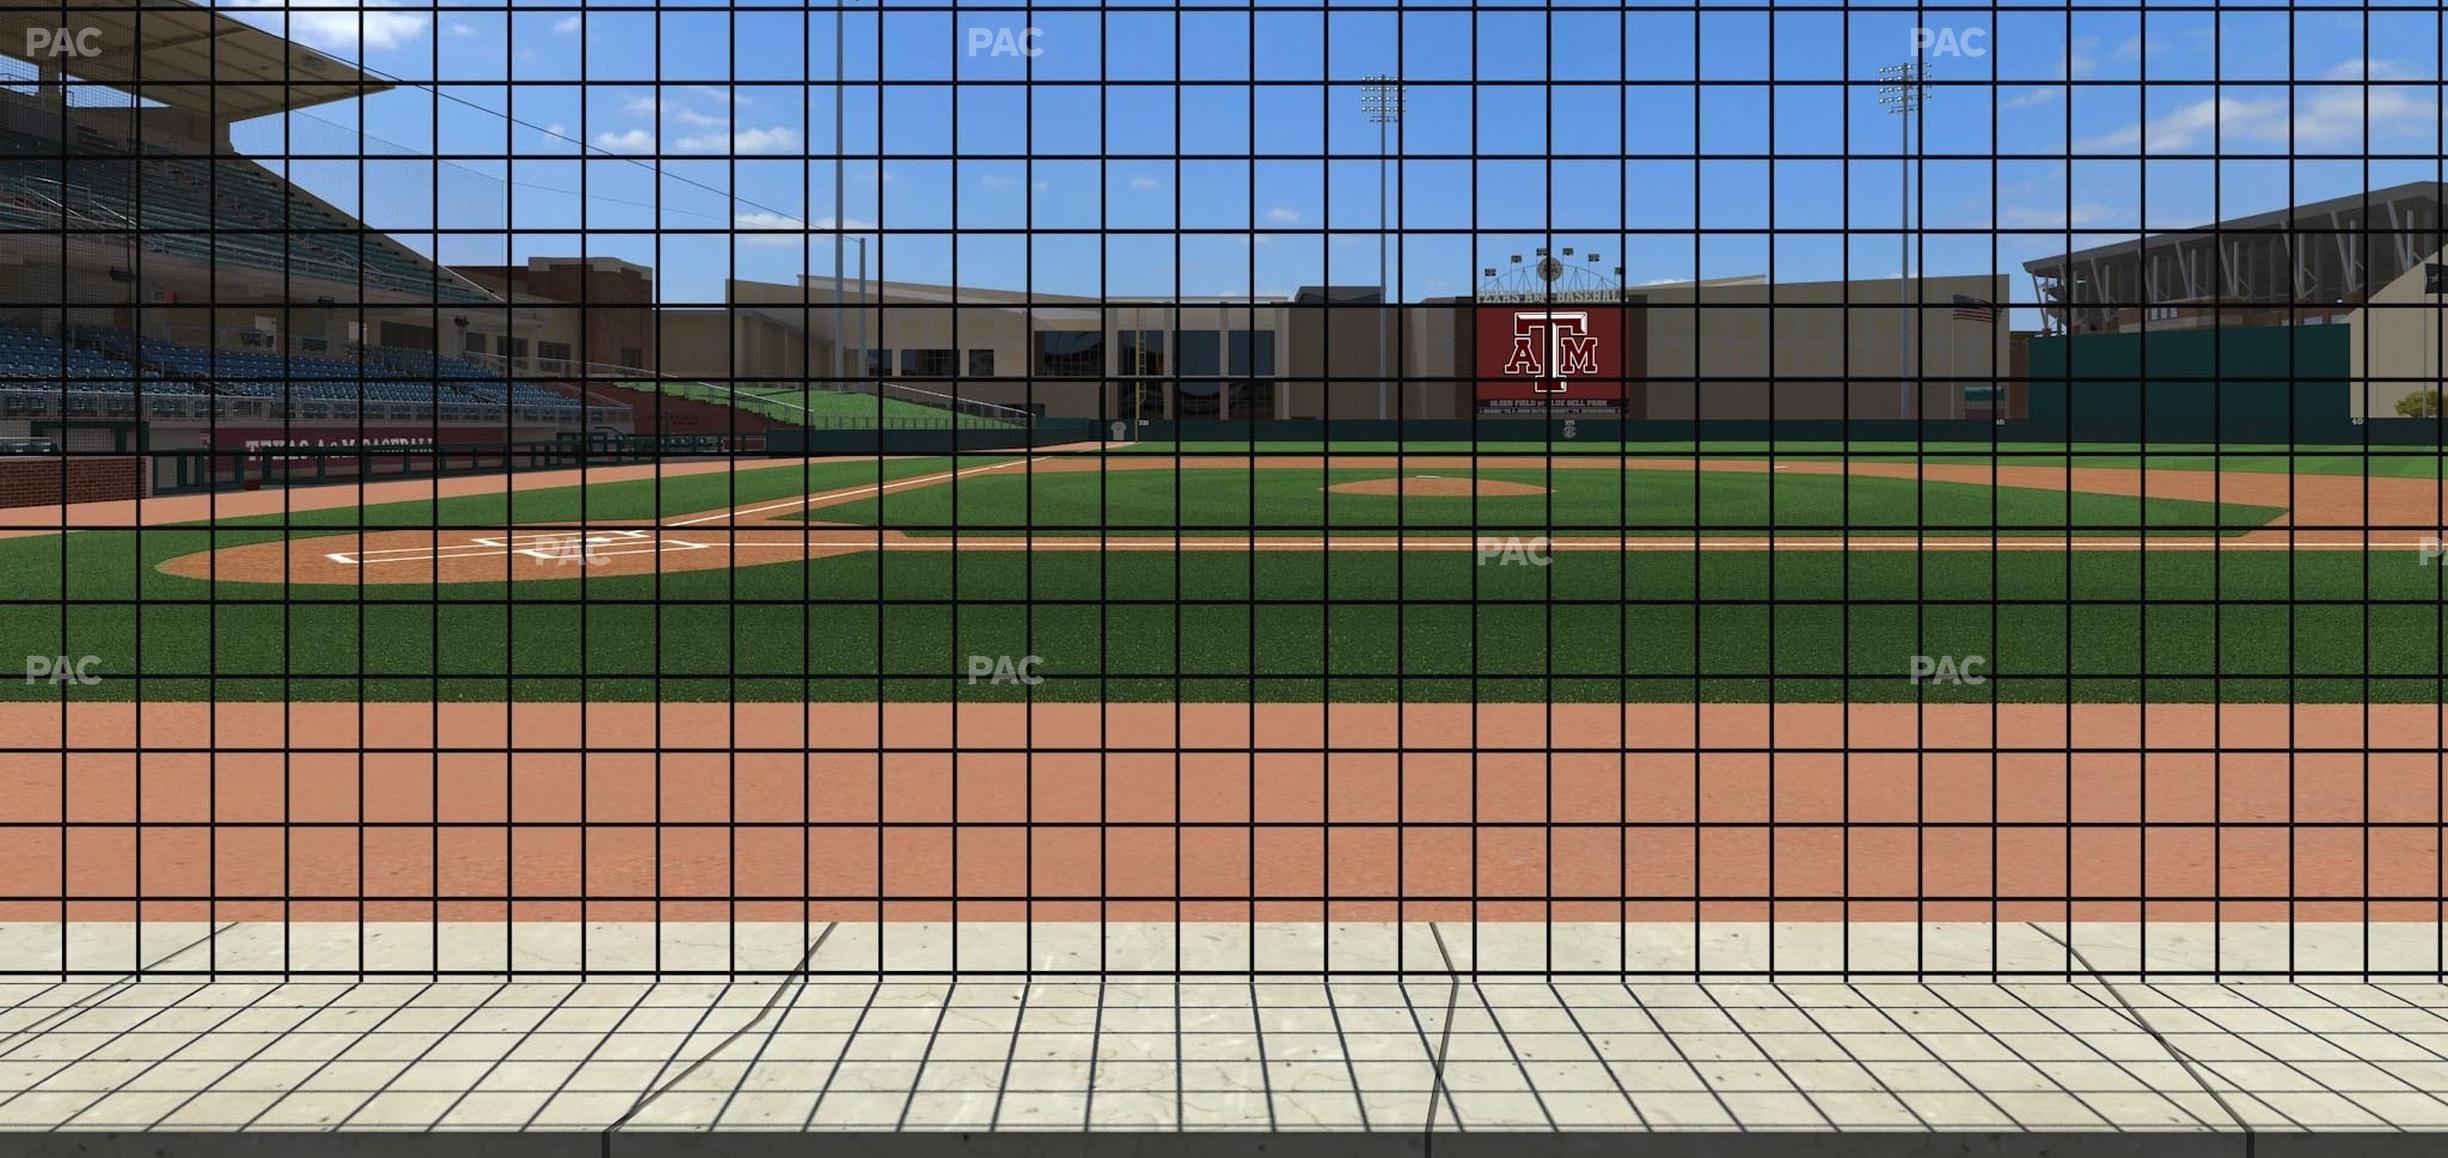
[0,457,144,510]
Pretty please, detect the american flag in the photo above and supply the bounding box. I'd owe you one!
[1951,294,1998,324]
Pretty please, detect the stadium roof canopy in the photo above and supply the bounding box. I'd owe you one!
[2026,183,2443,271]
[2022,181,2443,326]
[0,0,386,122]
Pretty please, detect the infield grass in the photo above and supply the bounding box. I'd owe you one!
[812,466,2285,536]
[1113,441,2448,477]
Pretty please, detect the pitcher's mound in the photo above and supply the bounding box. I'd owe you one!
[1329,475,1549,498]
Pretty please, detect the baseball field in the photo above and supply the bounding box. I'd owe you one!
[4,446,2443,705]
[4,443,2444,974]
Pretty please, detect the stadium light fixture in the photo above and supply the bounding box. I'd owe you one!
[1878,62,1929,420]
[1361,75,1403,420]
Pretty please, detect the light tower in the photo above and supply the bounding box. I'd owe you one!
[1878,62,1929,419]
[1361,76,1404,420]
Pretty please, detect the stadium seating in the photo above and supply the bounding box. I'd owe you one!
[0,123,493,305]
[0,325,203,393]
[47,324,580,409]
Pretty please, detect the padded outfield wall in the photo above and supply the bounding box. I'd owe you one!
[2024,324,2356,443]
[1134,324,2397,445]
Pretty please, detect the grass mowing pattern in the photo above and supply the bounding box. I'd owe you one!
[628,380,1022,428]
[4,546,2435,703]
[1112,441,2448,477]
[809,467,2285,536]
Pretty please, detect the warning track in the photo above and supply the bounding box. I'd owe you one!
[154,454,2448,586]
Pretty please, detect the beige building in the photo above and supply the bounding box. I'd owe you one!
[653,272,2012,423]
[1633,274,2013,421]
[2345,248,2448,420]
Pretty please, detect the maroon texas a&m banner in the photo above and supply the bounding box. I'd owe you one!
[1473,304,1629,413]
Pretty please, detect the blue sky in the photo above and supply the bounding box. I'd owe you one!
[214,2,2445,309]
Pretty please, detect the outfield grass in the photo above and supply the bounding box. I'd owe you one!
[1117,440,2448,476]
[811,466,2286,536]
[628,380,1022,428]
[0,452,2420,704]
[4,543,2437,703]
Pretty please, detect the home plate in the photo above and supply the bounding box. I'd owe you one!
[474,529,656,549]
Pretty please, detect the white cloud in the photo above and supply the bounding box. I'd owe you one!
[1265,206,1300,223]
[733,211,807,247]
[225,0,428,54]
[2321,57,2423,82]
[545,122,568,138]
[2300,85,2436,144]
[2059,35,2117,80]
[552,15,582,36]
[676,126,798,154]
[980,173,1015,188]
[669,107,730,129]
[2000,86,2060,111]
[730,126,797,154]
[1128,175,1160,191]
[445,21,476,39]
[2082,85,2437,152]
[734,210,878,241]
[623,96,665,118]
[2076,95,2248,151]
[593,128,655,154]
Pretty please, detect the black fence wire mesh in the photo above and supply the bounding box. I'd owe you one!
[0,1,2441,980]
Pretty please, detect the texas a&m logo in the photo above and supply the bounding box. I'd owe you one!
[1502,310,1600,390]
[1473,305,1625,409]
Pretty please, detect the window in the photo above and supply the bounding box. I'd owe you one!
[1119,378,1168,421]
[900,348,954,377]
[1176,379,1222,418]
[865,349,892,377]
[620,347,643,368]
[1227,380,1275,419]
[1229,330,1276,376]
[1175,329,1224,417]
[539,341,572,372]
[464,332,486,355]
[967,348,995,377]
[1033,331,1103,377]
[1172,330,1220,376]
[1118,329,1166,375]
